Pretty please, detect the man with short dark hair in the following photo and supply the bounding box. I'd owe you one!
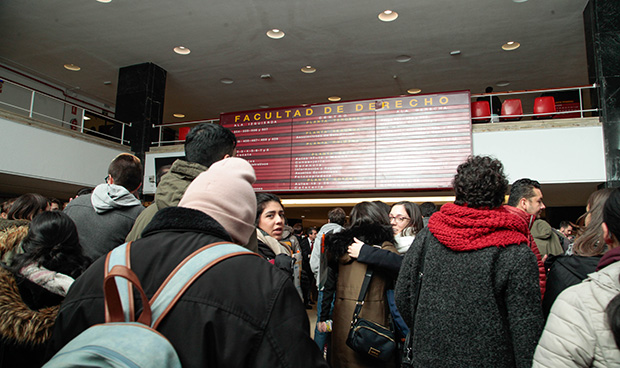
[507,178,546,219]
[126,123,237,241]
[64,153,144,260]
[420,201,438,226]
[505,178,548,296]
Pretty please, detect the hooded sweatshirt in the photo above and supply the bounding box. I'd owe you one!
[64,183,144,261]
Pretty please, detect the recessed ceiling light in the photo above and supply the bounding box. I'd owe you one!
[103,81,112,85]
[301,65,316,73]
[259,105,270,109]
[267,29,285,39]
[83,116,91,120]
[407,88,422,94]
[174,46,191,55]
[220,78,234,84]
[64,64,81,71]
[96,0,112,3]
[173,113,185,118]
[496,81,511,87]
[450,50,461,55]
[513,0,528,2]
[395,55,411,63]
[502,41,520,51]
[328,96,341,102]
[378,10,398,22]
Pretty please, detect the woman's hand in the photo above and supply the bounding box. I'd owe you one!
[348,237,365,259]
[317,321,328,333]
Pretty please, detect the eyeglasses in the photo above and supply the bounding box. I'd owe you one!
[389,216,410,223]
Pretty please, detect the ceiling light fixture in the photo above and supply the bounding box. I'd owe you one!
[496,81,511,87]
[267,29,285,39]
[407,88,422,94]
[259,105,270,109]
[512,0,528,3]
[173,46,191,55]
[450,50,461,55]
[103,81,112,85]
[96,0,112,3]
[83,116,91,120]
[173,113,185,118]
[502,41,520,51]
[301,65,316,73]
[64,64,81,71]
[220,78,234,84]
[378,10,398,22]
[395,55,411,63]
[328,96,341,102]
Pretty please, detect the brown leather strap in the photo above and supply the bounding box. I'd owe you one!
[103,265,152,325]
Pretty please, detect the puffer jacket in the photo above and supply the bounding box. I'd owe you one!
[533,259,620,367]
[0,224,59,368]
[125,159,207,241]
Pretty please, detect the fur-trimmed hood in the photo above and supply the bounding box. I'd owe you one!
[0,225,59,345]
[325,222,395,262]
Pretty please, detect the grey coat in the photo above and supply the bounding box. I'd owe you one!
[395,227,543,368]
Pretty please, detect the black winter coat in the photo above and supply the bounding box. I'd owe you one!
[46,207,328,368]
[542,254,602,318]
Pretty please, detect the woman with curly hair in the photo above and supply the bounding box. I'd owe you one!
[395,155,543,368]
[318,201,399,368]
[0,211,90,367]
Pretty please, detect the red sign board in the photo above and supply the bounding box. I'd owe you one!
[220,91,472,192]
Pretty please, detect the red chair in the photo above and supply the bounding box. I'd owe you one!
[500,99,523,121]
[533,96,556,119]
[471,101,491,123]
[178,127,191,141]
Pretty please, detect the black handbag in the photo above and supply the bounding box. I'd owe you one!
[401,242,428,368]
[346,268,396,362]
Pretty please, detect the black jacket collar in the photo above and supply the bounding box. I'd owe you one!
[142,206,233,242]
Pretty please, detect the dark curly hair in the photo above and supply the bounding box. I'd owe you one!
[9,211,91,278]
[452,155,508,209]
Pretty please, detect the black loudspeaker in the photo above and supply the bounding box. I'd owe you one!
[115,63,167,155]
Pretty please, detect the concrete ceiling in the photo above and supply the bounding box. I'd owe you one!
[0,0,590,124]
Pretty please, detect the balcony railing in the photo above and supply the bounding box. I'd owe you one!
[0,77,131,145]
[151,119,220,147]
[470,84,598,122]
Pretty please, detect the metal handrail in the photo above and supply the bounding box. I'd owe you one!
[0,77,131,145]
[471,84,598,121]
[151,119,219,147]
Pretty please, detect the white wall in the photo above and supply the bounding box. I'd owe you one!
[473,125,606,183]
[0,116,129,187]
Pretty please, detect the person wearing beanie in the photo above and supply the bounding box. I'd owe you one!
[46,157,328,368]
[395,156,543,368]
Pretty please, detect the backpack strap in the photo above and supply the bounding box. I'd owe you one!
[149,242,258,329]
[104,242,134,322]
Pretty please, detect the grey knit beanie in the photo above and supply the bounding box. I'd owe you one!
[178,157,257,245]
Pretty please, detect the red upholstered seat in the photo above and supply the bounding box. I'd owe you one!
[471,101,491,123]
[179,127,191,141]
[533,96,556,119]
[500,99,523,121]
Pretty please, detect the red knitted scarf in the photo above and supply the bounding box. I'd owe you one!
[428,203,529,251]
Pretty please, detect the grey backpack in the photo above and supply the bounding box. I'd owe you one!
[44,241,256,367]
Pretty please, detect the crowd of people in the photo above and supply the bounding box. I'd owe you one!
[0,123,619,367]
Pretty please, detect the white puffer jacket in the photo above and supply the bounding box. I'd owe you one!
[533,261,620,367]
